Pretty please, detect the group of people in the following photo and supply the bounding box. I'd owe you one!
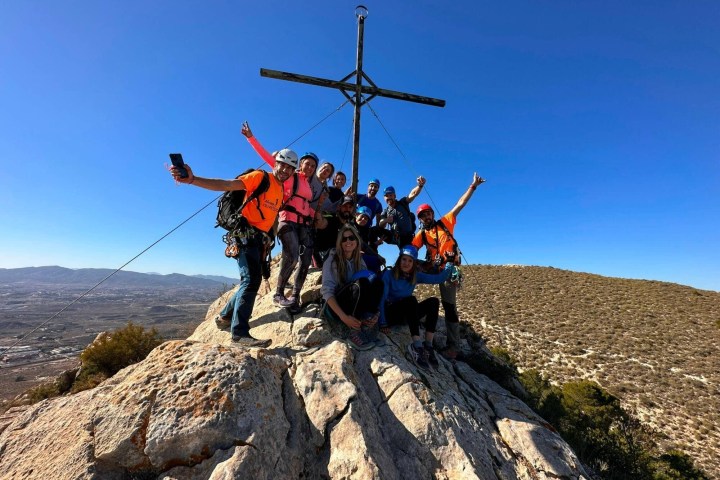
[169,123,484,367]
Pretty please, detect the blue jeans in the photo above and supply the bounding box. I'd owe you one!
[220,235,263,337]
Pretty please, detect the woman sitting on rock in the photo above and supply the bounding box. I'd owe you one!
[321,224,384,351]
[379,245,456,369]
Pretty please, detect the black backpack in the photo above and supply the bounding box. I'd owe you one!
[215,169,270,232]
[397,201,417,232]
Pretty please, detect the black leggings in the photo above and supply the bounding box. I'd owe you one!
[384,296,439,337]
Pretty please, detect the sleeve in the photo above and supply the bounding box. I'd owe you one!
[378,270,391,327]
[321,255,339,301]
[411,231,423,249]
[247,136,276,167]
[416,267,452,285]
[443,212,457,232]
[239,170,263,192]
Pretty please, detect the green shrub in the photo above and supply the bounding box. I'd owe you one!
[73,322,162,393]
[26,382,60,403]
[650,450,709,480]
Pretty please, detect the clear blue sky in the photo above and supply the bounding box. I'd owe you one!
[1,1,718,291]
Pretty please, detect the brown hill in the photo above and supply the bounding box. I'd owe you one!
[417,265,720,477]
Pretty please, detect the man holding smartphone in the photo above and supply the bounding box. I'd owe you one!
[170,152,297,347]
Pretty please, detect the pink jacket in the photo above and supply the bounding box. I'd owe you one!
[247,136,314,224]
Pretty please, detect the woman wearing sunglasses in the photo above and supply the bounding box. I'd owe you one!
[320,224,384,350]
[379,245,457,369]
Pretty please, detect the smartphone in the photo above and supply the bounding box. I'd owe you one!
[169,153,188,178]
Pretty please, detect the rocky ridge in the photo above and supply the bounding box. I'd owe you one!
[0,271,589,479]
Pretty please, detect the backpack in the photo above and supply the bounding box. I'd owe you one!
[397,201,417,232]
[215,169,270,232]
[420,219,461,265]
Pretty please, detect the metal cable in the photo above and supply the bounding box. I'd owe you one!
[284,100,350,149]
[3,196,220,353]
[364,101,471,265]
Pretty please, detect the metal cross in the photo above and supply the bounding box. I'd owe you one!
[260,5,446,195]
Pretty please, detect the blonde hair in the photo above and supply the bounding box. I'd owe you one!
[333,224,363,285]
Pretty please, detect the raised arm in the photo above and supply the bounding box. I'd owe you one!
[171,164,246,192]
[241,121,276,167]
[406,176,426,203]
[448,172,485,217]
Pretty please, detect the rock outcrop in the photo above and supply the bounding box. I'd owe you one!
[0,272,589,479]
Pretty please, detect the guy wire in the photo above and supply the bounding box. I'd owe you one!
[4,196,220,353]
[364,101,471,265]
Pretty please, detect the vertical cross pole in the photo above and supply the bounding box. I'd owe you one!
[351,8,366,196]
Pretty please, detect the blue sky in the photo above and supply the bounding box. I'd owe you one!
[1,1,718,291]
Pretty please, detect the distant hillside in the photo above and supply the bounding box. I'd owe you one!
[416,265,720,477]
[0,266,235,289]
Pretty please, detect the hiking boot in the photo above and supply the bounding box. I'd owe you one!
[407,343,430,370]
[425,344,439,368]
[231,335,271,348]
[214,315,231,330]
[346,329,374,351]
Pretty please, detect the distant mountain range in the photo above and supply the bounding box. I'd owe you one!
[0,266,237,289]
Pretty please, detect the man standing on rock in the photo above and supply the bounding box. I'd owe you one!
[412,172,485,360]
[170,153,296,347]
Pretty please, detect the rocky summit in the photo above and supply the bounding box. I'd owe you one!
[0,271,589,479]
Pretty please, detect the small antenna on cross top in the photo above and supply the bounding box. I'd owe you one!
[355,5,369,19]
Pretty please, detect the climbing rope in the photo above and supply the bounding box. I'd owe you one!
[3,101,351,353]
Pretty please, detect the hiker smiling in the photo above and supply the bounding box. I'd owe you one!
[242,122,318,311]
[320,224,384,351]
[169,155,295,347]
[378,176,426,249]
[412,172,485,361]
[379,245,456,369]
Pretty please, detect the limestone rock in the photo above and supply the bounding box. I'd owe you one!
[0,272,589,479]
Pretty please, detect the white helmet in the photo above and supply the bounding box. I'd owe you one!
[274,148,298,168]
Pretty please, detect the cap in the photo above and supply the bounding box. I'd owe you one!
[341,195,354,205]
[383,186,395,195]
[368,178,380,186]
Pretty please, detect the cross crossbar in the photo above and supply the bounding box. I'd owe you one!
[260,6,445,195]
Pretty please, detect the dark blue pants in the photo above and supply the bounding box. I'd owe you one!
[220,235,263,337]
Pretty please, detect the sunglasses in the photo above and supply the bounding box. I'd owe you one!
[341,235,357,243]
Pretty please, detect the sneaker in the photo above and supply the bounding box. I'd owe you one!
[231,335,271,348]
[214,315,231,330]
[407,344,430,370]
[425,345,439,368]
[274,294,296,308]
[346,330,374,351]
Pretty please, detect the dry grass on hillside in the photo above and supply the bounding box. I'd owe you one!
[419,265,720,478]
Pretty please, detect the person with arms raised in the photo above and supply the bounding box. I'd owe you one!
[412,172,485,361]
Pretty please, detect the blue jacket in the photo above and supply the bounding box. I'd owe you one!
[378,267,451,326]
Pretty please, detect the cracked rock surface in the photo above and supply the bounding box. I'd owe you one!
[0,272,589,479]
